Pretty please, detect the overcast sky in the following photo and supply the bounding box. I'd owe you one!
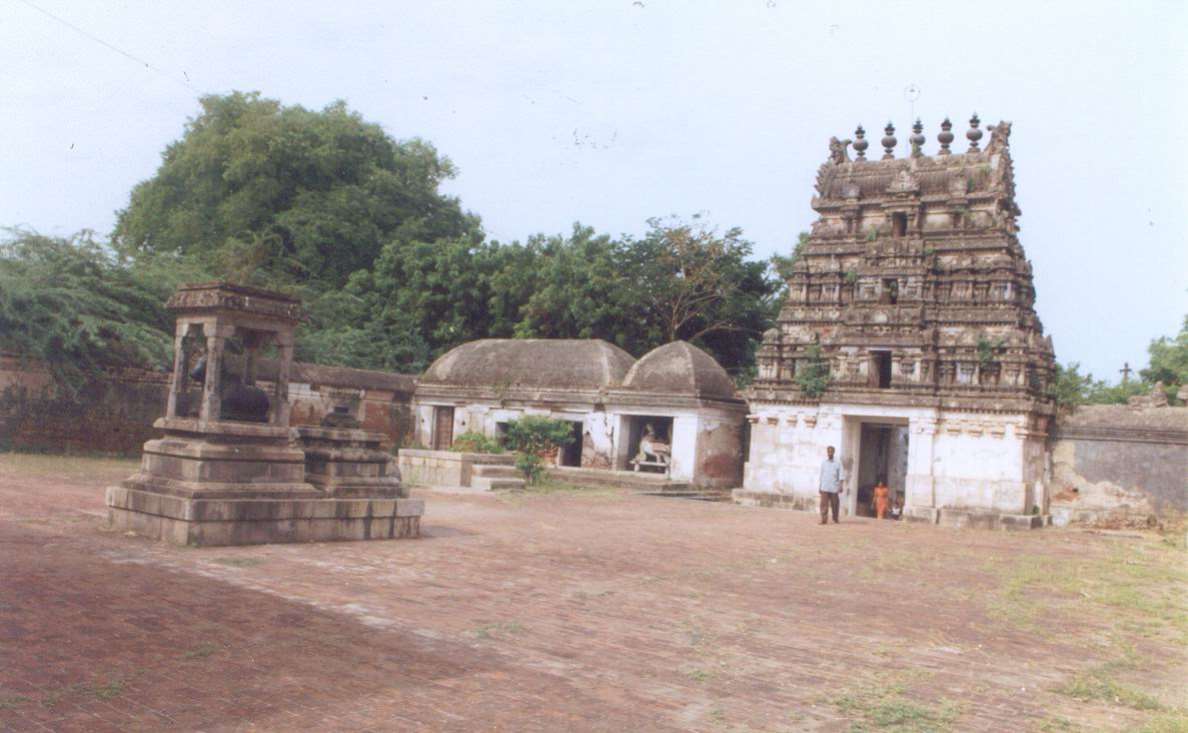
[3,0,1185,379]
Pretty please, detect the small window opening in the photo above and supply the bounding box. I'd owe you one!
[870,351,893,389]
[881,279,899,305]
[891,213,907,237]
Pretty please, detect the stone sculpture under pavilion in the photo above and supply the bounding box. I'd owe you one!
[106,282,421,545]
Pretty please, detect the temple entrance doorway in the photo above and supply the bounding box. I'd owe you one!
[854,421,909,518]
[432,406,455,449]
[558,420,584,467]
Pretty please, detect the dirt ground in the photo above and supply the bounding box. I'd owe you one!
[0,454,1185,733]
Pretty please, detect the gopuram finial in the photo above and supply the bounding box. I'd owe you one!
[938,117,954,155]
[853,125,868,160]
[910,118,925,158]
[881,122,897,159]
[966,113,983,152]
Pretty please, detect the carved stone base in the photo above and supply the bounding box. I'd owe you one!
[292,425,404,498]
[106,417,423,546]
[106,485,422,546]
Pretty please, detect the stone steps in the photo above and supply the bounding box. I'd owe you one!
[547,466,688,492]
[471,475,527,491]
[640,489,732,502]
[471,464,522,479]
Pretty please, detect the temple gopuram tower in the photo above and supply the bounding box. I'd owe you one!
[734,116,1056,528]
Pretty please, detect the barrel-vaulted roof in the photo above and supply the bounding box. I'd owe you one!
[420,339,634,392]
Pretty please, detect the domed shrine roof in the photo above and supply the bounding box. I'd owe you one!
[622,341,738,400]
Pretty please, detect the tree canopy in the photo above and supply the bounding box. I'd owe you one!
[0,229,172,391]
[113,91,475,292]
[1051,318,1188,407]
[7,91,796,384]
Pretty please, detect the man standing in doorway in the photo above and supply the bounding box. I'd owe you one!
[819,446,843,524]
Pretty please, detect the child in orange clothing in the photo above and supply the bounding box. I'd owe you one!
[872,480,890,520]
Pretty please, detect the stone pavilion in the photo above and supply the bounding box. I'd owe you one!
[106,282,421,545]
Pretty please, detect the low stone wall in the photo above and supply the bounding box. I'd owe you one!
[0,353,416,455]
[1050,405,1188,528]
[0,354,169,455]
[397,449,515,488]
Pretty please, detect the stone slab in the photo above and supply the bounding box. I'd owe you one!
[106,486,423,546]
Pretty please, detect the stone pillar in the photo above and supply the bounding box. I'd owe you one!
[906,415,938,509]
[165,321,191,419]
[199,322,233,423]
[272,331,294,427]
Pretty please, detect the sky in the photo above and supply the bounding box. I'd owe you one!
[2,0,1185,380]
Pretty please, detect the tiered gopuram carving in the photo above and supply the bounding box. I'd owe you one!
[752,116,1055,414]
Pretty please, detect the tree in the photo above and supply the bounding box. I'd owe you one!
[1141,315,1188,399]
[1049,362,1095,408]
[628,216,776,376]
[0,229,172,392]
[113,91,475,291]
[510,225,649,349]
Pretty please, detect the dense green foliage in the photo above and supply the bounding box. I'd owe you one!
[0,230,172,392]
[794,344,831,398]
[450,431,504,454]
[1141,315,1188,394]
[101,92,783,378]
[113,91,475,292]
[1052,316,1187,408]
[503,416,574,483]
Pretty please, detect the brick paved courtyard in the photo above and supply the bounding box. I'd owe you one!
[1,454,1185,732]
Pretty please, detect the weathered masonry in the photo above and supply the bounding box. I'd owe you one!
[411,339,746,488]
[736,117,1056,527]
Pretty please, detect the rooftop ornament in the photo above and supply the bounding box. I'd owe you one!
[853,125,868,160]
[881,122,897,159]
[938,117,954,155]
[967,113,983,152]
[910,118,926,158]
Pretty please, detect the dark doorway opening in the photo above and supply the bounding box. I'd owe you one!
[559,420,584,467]
[891,212,907,237]
[855,422,909,517]
[870,351,893,389]
[432,406,455,449]
[881,278,899,305]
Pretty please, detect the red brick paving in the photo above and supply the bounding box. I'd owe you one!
[0,456,1184,732]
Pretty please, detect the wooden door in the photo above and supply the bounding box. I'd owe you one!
[433,406,455,449]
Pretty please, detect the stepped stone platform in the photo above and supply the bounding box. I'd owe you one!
[106,282,423,546]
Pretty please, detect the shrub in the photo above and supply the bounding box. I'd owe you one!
[450,431,503,454]
[515,452,545,484]
[503,416,574,483]
[795,344,831,399]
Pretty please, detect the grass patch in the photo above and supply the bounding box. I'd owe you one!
[1138,711,1188,733]
[1054,668,1163,711]
[0,692,30,709]
[472,621,525,639]
[182,641,220,659]
[92,678,125,701]
[834,675,959,732]
[685,667,714,683]
[985,541,1188,641]
[209,556,264,568]
[1034,717,1077,732]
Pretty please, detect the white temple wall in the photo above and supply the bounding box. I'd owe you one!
[743,402,1049,516]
